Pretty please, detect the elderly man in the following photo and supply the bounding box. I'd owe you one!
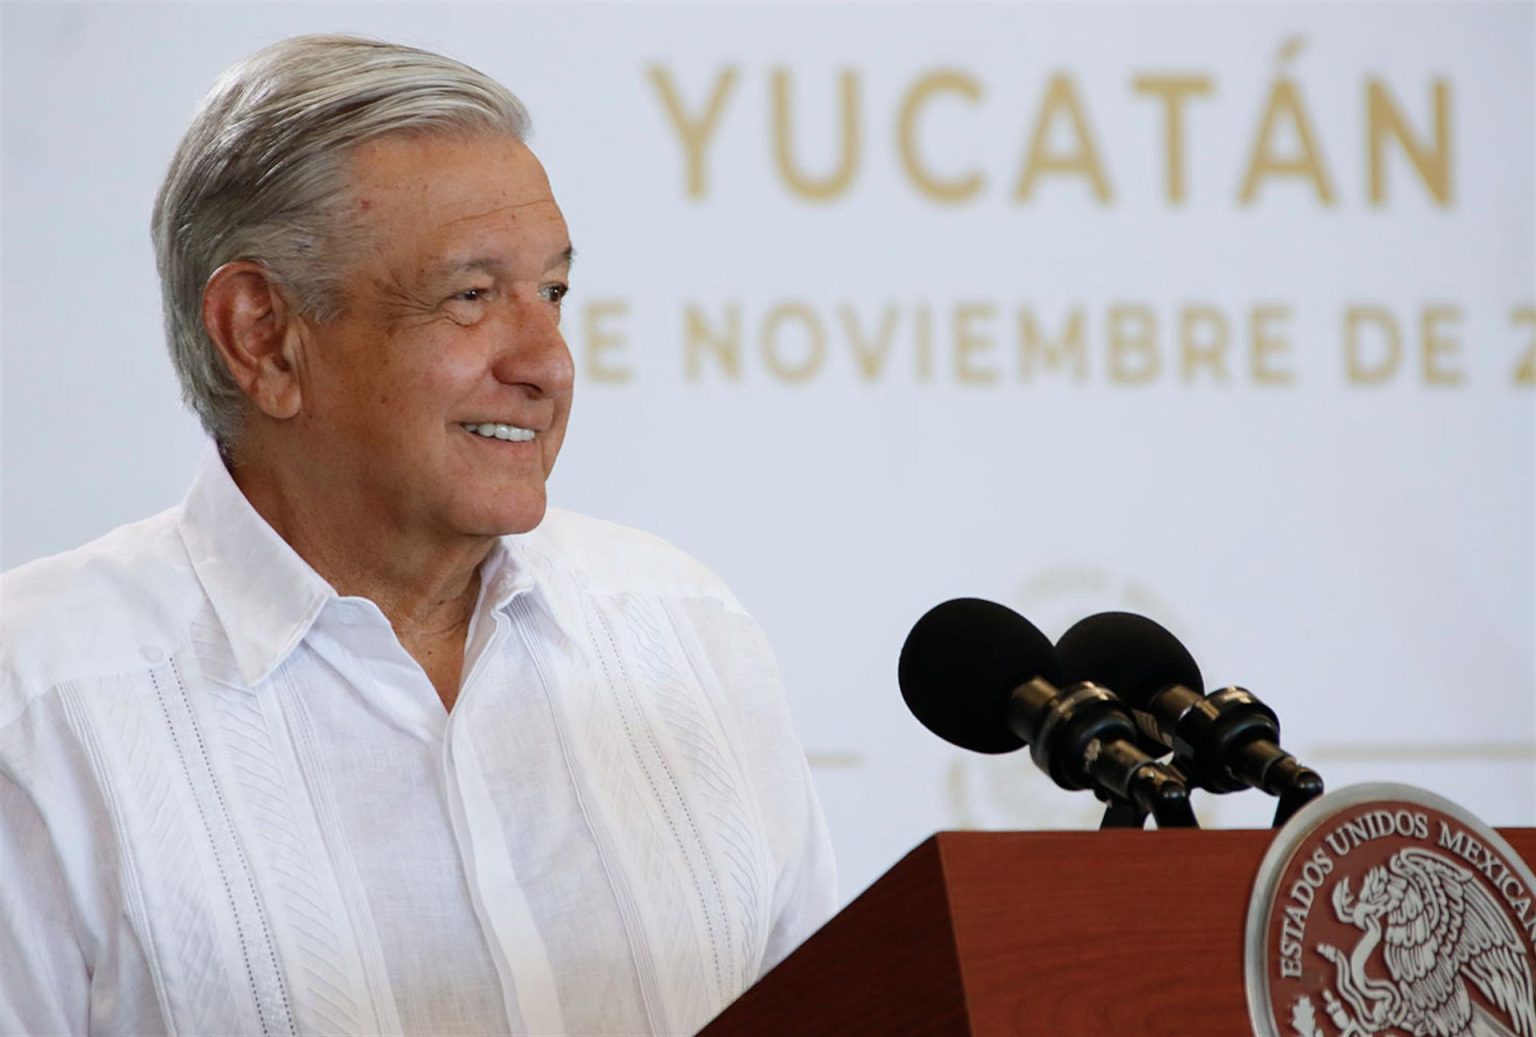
[0,35,835,1035]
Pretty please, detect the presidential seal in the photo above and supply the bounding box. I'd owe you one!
[1246,784,1536,1037]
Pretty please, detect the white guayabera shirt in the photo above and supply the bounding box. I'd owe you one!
[0,449,836,1036]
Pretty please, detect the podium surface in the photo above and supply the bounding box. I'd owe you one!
[702,828,1536,1037]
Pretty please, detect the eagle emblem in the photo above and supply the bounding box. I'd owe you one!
[1309,848,1535,1037]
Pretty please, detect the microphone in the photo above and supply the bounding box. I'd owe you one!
[1055,611,1324,825]
[898,598,1195,828]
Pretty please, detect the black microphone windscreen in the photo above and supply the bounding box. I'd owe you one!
[898,598,1062,754]
[1055,611,1204,710]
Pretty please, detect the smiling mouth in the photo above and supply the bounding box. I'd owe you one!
[462,422,535,443]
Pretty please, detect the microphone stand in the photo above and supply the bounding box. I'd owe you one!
[1271,769,1325,827]
[1093,757,1199,829]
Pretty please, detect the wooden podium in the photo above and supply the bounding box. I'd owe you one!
[700,828,1536,1037]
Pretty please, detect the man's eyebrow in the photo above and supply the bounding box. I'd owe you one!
[431,256,507,279]
[429,245,574,278]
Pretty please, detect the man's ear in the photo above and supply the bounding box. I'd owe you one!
[202,261,306,420]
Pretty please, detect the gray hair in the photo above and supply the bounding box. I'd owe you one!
[151,34,530,446]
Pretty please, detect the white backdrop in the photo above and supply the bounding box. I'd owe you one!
[3,2,1533,904]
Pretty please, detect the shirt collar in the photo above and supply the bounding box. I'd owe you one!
[178,445,542,687]
[178,446,335,686]
[479,534,536,613]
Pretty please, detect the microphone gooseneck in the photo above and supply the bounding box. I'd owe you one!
[1056,611,1324,825]
[899,599,1196,828]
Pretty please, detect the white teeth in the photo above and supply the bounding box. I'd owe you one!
[462,422,535,442]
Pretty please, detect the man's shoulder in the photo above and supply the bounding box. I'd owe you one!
[520,508,745,613]
[1,508,201,716]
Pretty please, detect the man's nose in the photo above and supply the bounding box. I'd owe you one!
[493,297,574,397]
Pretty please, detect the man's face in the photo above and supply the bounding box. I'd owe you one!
[288,131,573,542]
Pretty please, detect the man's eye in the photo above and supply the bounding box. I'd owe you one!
[453,287,491,303]
[541,283,569,305]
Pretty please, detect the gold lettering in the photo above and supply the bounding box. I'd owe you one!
[684,302,742,380]
[1015,73,1113,204]
[761,301,825,381]
[915,303,934,382]
[582,300,632,384]
[1108,304,1158,384]
[1251,305,1295,385]
[647,66,740,199]
[1178,304,1229,383]
[1345,306,1401,384]
[1132,74,1214,204]
[1018,308,1087,382]
[1239,73,1336,205]
[898,70,984,204]
[1420,305,1463,385]
[953,303,999,384]
[840,303,899,381]
[772,68,860,201]
[1512,306,1536,386]
[1367,78,1452,207]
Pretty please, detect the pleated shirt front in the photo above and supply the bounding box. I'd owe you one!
[0,450,836,1036]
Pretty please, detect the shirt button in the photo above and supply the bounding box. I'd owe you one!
[141,646,165,664]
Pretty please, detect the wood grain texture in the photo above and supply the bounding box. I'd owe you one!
[941,829,1269,1036]
[699,829,1536,1037]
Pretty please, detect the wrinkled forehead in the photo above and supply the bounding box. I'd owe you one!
[344,128,555,209]
[334,129,568,270]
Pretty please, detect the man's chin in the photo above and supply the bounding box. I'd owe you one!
[471,496,548,538]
